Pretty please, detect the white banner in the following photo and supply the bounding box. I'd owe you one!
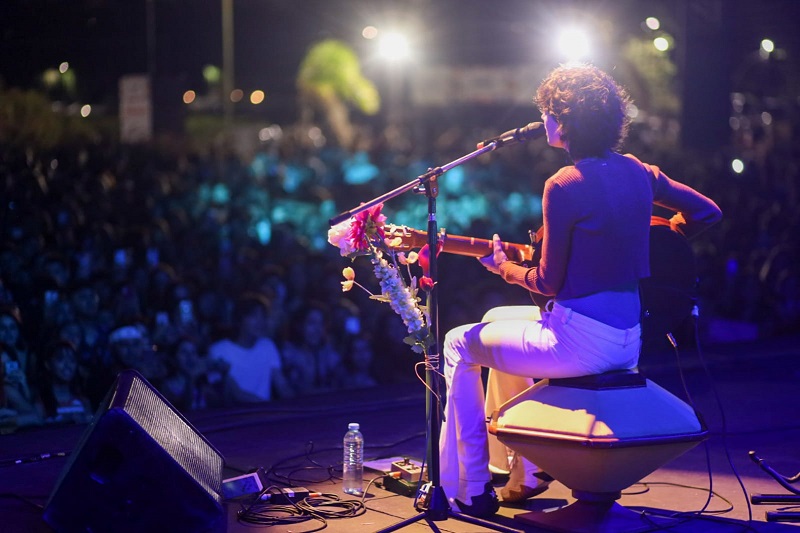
[410,65,541,106]
[119,74,153,143]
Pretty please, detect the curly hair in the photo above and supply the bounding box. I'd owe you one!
[535,64,632,160]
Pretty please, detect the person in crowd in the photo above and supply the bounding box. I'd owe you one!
[84,321,156,408]
[281,301,343,395]
[208,292,294,404]
[67,281,104,357]
[337,332,378,390]
[36,340,93,425]
[0,305,35,386]
[159,336,222,412]
[438,64,722,518]
[1,341,42,429]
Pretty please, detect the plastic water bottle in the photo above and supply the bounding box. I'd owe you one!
[342,422,364,495]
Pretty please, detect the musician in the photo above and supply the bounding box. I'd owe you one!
[440,64,722,518]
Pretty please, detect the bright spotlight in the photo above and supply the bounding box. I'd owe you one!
[80,104,91,117]
[378,32,410,61]
[183,90,196,104]
[653,37,670,52]
[59,62,69,74]
[731,159,744,174]
[557,28,590,61]
[645,17,660,31]
[761,39,775,53]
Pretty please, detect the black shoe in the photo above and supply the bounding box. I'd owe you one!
[453,482,500,518]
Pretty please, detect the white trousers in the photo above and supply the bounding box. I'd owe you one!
[439,303,641,504]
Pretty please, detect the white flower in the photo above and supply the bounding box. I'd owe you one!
[327,219,358,257]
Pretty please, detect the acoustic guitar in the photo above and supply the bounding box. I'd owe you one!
[385,216,698,344]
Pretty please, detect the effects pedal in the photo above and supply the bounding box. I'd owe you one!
[383,458,427,497]
[391,458,427,483]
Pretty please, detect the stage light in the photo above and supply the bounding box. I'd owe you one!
[80,104,91,117]
[230,89,243,103]
[378,32,411,62]
[732,159,745,174]
[557,27,590,62]
[183,90,196,104]
[645,17,660,31]
[653,36,670,52]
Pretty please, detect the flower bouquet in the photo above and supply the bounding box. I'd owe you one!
[327,203,435,356]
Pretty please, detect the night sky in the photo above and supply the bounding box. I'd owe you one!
[2,0,799,110]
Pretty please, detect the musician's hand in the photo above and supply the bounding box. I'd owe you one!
[478,234,508,275]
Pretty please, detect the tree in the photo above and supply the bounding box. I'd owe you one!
[296,39,379,148]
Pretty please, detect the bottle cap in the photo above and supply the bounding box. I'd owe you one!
[348,423,359,430]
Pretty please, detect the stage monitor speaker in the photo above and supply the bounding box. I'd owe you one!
[43,370,226,533]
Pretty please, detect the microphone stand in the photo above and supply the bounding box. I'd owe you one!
[330,142,521,533]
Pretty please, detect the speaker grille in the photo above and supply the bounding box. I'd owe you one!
[123,375,223,502]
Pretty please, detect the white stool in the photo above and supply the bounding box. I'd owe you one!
[489,369,707,533]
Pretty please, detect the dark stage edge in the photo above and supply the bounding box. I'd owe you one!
[1,334,799,532]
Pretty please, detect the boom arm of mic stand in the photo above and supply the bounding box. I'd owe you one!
[328,143,497,226]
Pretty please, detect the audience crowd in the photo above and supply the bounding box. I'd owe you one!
[1,107,798,432]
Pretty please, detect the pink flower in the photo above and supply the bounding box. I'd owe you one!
[347,203,387,250]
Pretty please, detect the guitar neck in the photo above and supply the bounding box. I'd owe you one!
[385,225,534,262]
[440,233,534,263]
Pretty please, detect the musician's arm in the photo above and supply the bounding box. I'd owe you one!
[631,155,722,238]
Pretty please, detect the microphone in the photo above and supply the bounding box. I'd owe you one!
[477,121,545,149]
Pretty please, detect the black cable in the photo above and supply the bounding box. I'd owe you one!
[238,501,325,531]
[264,441,339,487]
[629,480,735,515]
[636,310,754,532]
[0,493,46,510]
[634,506,760,533]
[237,486,368,532]
[296,492,366,519]
[690,311,754,526]
[226,430,426,488]
[666,324,715,518]
[411,397,433,510]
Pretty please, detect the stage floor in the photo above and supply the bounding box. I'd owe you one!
[2,334,799,532]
